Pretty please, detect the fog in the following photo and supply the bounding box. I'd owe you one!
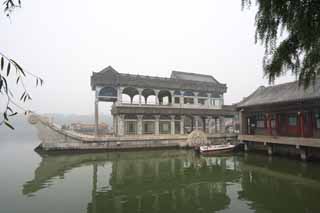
[0,0,295,116]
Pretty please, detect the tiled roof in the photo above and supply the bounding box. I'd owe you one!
[171,71,219,83]
[91,66,227,94]
[237,79,320,108]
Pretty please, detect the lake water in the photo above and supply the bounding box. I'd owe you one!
[1,123,320,213]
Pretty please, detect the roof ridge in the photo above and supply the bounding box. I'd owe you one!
[171,70,222,84]
[263,79,299,89]
[171,70,213,77]
[237,78,320,108]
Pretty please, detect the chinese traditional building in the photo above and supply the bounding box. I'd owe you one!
[91,66,236,136]
[237,79,320,160]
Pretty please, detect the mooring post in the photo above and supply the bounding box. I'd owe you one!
[244,142,249,152]
[267,144,273,156]
[300,148,308,161]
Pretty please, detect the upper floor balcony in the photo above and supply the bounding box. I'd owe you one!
[96,85,224,110]
[92,66,227,110]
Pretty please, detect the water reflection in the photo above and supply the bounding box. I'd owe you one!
[22,150,320,213]
[239,154,320,213]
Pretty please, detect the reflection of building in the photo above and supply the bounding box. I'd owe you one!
[23,150,240,213]
[91,66,236,136]
[239,154,320,213]
[238,79,320,159]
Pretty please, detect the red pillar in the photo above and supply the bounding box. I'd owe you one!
[275,114,280,135]
[268,114,272,136]
[300,112,304,137]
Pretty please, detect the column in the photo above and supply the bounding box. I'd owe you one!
[170,115,175,135]
[299,112,305,137]
[155,90,160,105]
[194,116,199,130]
[212,118,216,134]
[117,114,125,136]
[221,94,224,106]
[267,113,272,135]
[216,117,220,133]
[194,92,199,105]
[207,116,212,134]
[170,90,174,105]
[138,88,143,106]
[113,115,117,135]
[220,116,225,133]
[207,93,211,108]
[180,115,185,134]
[180,91,184,107]
[117,87,123,104]
[155,115,160,135]
[137,115,143,135]
[94,99,99,136]
[239,109,246,134]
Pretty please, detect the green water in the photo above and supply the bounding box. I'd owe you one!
[2,131,320,213]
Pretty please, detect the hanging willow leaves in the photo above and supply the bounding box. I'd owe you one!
[20,91,26,101]
[1,57,3,70]
[0,1,45,130]
[10,59,25,76]
[3,112,8,121]
[6,62,10,76]
[4,121,14,130]
[242,0,320,88]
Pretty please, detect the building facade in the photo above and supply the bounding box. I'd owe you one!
[91,66,236,136]
[237,79,320,159]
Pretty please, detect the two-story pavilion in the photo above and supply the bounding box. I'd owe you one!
[91,66,236,136]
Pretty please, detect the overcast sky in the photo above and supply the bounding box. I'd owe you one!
[0,0,295,115]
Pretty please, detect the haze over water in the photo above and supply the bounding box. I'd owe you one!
[1,121,320,213]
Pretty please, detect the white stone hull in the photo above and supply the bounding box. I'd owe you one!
[29,114,238,152]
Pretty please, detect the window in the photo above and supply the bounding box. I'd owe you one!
[160,121,170,134]
[198,99,206,105]
[127,121,137,134]
[255,113,265,128]
[257,121,265,128]
[175,121,180,134]
[315,113,320,129]
[174,97,180,104]
[184,97,194,104]
[288,115,297,126]
[143,121,154,134]
[270,114,276,128]
[214,99,220,107]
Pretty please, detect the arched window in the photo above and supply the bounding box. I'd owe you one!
[122,87,139,104]
[99,87,117,97]
[158,90,172,105]
[142,89,156,104]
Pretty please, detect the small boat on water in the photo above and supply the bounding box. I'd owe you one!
[198,143,235,155]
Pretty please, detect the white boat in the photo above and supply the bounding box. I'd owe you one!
[199,143,235,154]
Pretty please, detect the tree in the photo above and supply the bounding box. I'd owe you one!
[0,0,43,129]
[242,0,320,88]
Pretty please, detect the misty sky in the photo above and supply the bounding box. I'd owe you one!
[0,0,295,115]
